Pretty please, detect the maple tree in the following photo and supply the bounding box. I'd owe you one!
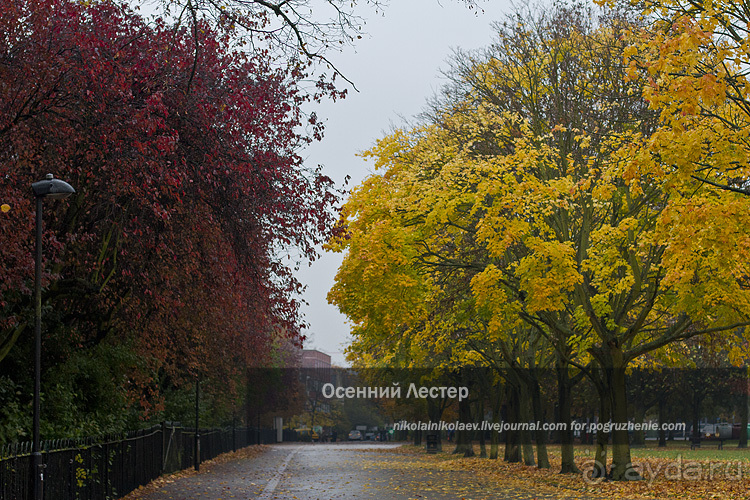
[328,1,750,482]
[590,0,750,358]
[0,0,340,437]
[331,2,624,475]
[597,0,750,449]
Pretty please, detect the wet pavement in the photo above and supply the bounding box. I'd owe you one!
[134,442,604,500]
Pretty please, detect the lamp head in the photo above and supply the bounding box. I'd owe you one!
[32,174,75,199]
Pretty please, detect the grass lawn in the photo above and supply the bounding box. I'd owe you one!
[629,439,750,462]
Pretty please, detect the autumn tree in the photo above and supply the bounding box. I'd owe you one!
[329,1,750,482]
[0,0,340,438]
[441,4,750,479]
[593,0,750,362]
[603,0,750,191]
[599,0,750,448]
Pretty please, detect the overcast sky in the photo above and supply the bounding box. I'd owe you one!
[297,0,515,366]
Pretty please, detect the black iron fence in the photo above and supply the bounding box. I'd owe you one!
[0,423,280,500]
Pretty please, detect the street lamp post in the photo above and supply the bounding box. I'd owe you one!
[195,376,200,472]
[31,174,75,500]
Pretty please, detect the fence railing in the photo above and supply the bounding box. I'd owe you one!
[0,423,281,500]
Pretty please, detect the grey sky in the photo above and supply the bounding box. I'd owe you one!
[297,0,514,366]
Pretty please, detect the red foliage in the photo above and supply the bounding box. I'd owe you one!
[0,0,339,412]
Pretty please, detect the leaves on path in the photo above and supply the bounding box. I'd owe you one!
[119,445,268,500]
[121,444,750,500]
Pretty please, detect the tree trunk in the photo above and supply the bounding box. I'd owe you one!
[658,397,667,448]
[519,381,535,466]
[609,349,640,481]
[490,383,502,460]
[453,396,475,457]
[479,398,487,458]
[490,423,499,459]
[530,373,550,469]
[631,388,646,447]
[591,367,610,480]
[427,399,443,452]
[504,387,520,463]
[557,362,580,473]
[739,369,748,449]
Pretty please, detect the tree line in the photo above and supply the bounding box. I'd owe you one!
[0,0,351,441]
[328,1,750,481]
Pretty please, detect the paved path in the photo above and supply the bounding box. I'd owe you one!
[133,442,604,500]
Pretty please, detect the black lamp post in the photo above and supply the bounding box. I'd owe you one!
[31,174,75,500]
[195,376,200,471]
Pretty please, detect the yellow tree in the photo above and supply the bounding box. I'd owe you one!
[329,120,556,463]
[330,1,750,481]
[331,3,642,476]
[436,4,656,478]
[327,129,434,368]
[594,0,750,361]
[421,3,750,479]
[326,135,479,449]
[595,0,750,447]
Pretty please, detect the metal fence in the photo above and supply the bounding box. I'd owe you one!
[0,423,280,500]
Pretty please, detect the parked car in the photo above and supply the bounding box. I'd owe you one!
[348,430,362,441]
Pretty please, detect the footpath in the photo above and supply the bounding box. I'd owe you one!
[121,444,291,500]
[121,442,614,500]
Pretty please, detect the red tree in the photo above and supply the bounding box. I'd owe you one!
[0,0,339,424]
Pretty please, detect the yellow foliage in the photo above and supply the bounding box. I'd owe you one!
[330,1,750,374]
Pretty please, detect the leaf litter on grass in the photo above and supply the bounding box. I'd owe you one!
[382,444,750,500]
